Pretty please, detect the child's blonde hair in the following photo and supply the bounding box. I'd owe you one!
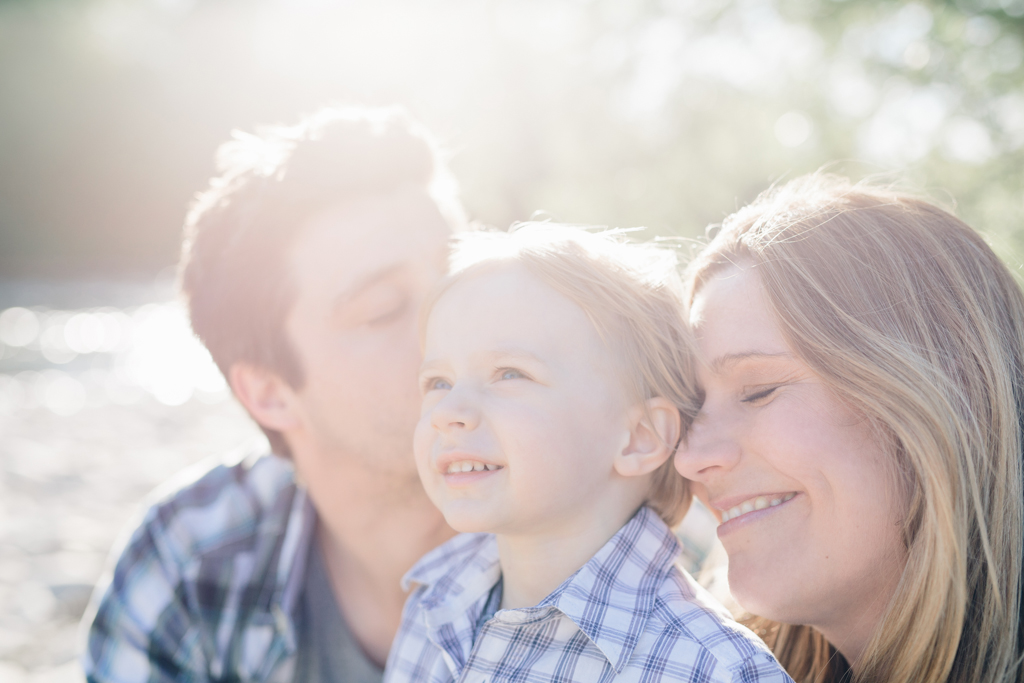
[420,223,699,526]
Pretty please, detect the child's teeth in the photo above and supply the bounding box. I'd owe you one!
[446,460,501,474]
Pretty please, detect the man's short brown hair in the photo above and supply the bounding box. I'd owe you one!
[179,106,462,455]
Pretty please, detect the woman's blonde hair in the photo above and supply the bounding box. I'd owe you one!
[686,174,1024,683]
[421,223,700,526]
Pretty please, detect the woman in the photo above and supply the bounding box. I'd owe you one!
[674,174,1024,682]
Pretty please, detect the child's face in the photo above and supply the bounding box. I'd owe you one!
[414,264,634,537]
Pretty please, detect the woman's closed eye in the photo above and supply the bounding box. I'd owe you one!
[742,385,780,404]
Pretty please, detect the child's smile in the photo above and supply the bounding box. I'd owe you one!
[436,452,504,488]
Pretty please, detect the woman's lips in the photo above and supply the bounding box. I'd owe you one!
[716,492,799,534]
[721,492,797,522]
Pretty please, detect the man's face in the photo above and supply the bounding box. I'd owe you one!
[283,187,451,487]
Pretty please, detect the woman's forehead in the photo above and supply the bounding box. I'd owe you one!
[689,265,790,366]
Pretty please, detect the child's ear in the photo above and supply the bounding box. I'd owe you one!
[614,397,681,478]
[229,361,301,433]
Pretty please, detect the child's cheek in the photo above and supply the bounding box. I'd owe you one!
[412,418,437,482]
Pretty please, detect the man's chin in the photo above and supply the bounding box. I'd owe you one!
[330,429,418,471]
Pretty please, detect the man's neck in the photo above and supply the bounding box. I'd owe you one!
[299,453,454,667]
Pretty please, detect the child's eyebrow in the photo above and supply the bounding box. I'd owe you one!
[418,348,546,376]
[418,357,449,375]
[486,347,546,365]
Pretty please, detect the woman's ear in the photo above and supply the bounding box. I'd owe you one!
[614,397,682,478]
[229,362,301,433]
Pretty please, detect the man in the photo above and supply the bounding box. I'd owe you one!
[82,107,462,683]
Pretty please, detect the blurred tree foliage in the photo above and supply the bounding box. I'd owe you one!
[0,0,1021,277]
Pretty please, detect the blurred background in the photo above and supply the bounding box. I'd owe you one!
[1,0,1022,680]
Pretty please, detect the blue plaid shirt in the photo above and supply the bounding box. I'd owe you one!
[82,452,314,683]
[385,506,792,683]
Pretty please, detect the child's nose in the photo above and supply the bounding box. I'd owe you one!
[674,413,742,481]
[430,386,480,433]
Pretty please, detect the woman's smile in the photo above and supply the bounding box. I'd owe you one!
[715,491,798,527]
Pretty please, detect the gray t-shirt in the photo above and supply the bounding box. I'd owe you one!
[294,538,385,683]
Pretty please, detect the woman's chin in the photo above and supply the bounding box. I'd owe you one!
[728,564,797,623]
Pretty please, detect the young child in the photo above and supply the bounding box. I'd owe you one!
[384,225,791,683]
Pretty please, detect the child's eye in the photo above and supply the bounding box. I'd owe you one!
[423,377,453,392]
[498,368,527,381]
[741,386,779,404]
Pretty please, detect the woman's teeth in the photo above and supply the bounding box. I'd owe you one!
[445,461,500,474]
[721,492,796,522]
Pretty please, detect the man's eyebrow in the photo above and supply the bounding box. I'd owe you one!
[710,352,795,373]
[333,264,407,307]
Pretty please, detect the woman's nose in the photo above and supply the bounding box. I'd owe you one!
[429,385,480,433]
[674,412,742,481]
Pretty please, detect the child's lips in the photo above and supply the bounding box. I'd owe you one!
[442,459,502,474]
[434,453,505,487]
[442,467,503,488]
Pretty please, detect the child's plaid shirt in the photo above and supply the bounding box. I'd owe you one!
[384,506,793,683]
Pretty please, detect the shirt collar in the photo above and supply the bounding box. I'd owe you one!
[241,455,317,657]
[404,531,501,623]
[542,506,681,673]
[273,486,317,650]
[404,506,681,674]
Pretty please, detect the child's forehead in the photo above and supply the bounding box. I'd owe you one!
[426,264,607,355]
[440,261,530,299]
[434,263,582,325]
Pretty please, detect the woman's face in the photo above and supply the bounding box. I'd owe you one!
[674,263,908,665]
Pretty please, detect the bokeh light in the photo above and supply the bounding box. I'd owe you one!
[0,309,40,348]
[0,302,227,416]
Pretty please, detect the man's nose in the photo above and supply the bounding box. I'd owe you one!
[674,411,742,481]
[429,385,480,433]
